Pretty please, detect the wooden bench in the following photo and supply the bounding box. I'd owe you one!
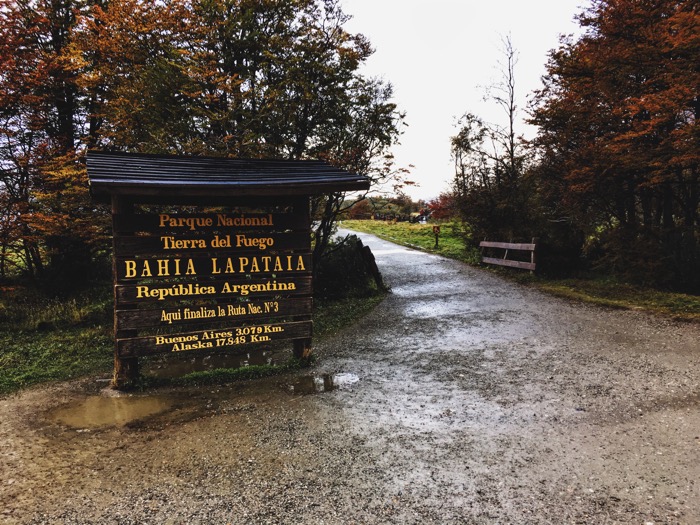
[479,239,537,272]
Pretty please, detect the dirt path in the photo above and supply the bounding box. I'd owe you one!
[1,231,699,524]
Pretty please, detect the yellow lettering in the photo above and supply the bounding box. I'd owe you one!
[141,260,152,277]
[235,234,274,250]
[124,260,136,278]
[157,259,170,277]
[161,236,207,250]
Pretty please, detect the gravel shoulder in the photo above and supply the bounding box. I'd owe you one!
[1,230,699,524]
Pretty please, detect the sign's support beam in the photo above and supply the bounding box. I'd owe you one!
[111,195,139,388]
[292,196,312,361]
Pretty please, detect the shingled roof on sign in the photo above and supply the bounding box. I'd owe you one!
[87,151,370,200]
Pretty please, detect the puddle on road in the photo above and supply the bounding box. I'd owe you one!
[49,395,174,429]
[289,373,359,394]
[48,372,360,429]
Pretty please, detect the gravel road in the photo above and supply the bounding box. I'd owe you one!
[1,230,699,524]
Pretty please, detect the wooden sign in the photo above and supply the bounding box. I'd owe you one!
[113,212,309,233]
[118,321,313,357]
[114,231,310,256]
[111,205,313,363]
[88,151,370,387]
[115,276,312,303]
[115,253,312,281]
[116,297,313,330]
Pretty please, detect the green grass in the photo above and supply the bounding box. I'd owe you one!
[0,327,114,394]
[0,283,115,395]
[314,293,386,337]
[341,219,482,264]
[341,219,700,322]
[531,278,700,321]
[132,357,311,390]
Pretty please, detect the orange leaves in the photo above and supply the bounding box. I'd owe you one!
[529,0,699,288]
[0,0,403,278]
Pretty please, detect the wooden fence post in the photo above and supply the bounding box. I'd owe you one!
[433,225,441,249]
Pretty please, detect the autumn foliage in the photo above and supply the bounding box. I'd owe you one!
[0,0,403,286]
[529,0,699,290]
[427,193,457,220]
[452,0,698,291]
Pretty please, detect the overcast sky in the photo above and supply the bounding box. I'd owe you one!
[341,0,587,200]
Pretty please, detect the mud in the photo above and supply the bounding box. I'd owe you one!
[1,230,699,524]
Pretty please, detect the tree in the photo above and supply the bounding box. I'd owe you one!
[427,192,457,220]
[0,0,405,283]
[77,0,405,268]
[530,0,699,289]
[73,0,195,153]
[450,36,533,242]
[345,197,373,219]
[0,0,107,285]
[306,75,406,264]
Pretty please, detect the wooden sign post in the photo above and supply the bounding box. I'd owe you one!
[88,152,368,387]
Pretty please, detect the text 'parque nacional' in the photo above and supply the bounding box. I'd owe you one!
[158,213,275,230]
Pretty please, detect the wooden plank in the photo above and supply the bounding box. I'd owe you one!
[479,241,536,251]
[482,257,536,271]
[114,231,310,256]
[116,297,313,330]
[116,276,312,304]
[117,320,313,357]
[113,212,309,233]
[115,253,311,281]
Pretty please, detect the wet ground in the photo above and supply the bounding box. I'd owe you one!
[1,230,699,524]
